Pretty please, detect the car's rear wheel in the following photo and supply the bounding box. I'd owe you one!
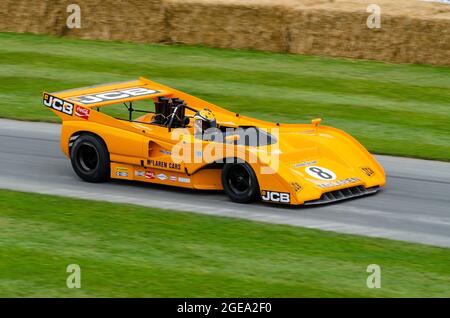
[222,162,260,203]
[70,134,110,183]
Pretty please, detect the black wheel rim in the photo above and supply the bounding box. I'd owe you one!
[227,165,251,195]
[77,143,99,172]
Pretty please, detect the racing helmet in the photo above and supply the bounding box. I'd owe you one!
[193,108,216,134]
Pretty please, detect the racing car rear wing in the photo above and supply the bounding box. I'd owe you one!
[43,77,171,109]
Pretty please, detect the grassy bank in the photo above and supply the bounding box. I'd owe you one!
[0,32,449,160]
[0,189,449,297]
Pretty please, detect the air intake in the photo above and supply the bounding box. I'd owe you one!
[304,186,380,206]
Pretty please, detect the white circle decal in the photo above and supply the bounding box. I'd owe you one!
[305,166,337,181]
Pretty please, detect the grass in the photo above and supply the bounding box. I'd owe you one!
[0,189,449,297]
[0,32,449,160]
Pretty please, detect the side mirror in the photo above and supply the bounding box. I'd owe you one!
[311,118,322,127]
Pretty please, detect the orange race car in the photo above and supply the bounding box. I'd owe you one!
[43,77,386,205]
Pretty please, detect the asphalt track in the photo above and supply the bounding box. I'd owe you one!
[0,119,449,247]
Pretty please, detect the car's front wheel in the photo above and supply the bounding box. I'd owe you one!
[70,134,110,183]
[221,162,260,203]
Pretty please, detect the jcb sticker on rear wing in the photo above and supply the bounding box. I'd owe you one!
[69,87,160,105]
[43,93,74,115]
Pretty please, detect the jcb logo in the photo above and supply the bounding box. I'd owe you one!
[261,191,290,203]
[43,93,74,115]
[71,87,159,105]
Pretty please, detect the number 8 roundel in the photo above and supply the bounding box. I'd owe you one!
[305,166,337,181]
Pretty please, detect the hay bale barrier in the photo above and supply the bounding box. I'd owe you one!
[165,0,290,52]
[287,7,450,65]
[0,0,449,65]
[0,0,165,42]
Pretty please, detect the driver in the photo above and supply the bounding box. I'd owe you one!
[193,108,217,139]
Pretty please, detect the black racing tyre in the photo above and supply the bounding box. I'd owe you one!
[70,134,110,183]
[221,162,260,203]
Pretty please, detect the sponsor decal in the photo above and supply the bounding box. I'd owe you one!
[261,190,290,204]
[317,177,361,189]
[115,167,129,177]
[157,173,168,181]
[305,166,337,181]
[169,176,177,181]
[147,159,181,170]
[135,170,145,177]
[145,170,155,179]
[290,182,302,192]
[178,177,191,183]
[160,149,172,155]
[43,93,74,115]
[294,160,317,168]
[70,87,160,105]
[74,105,90,120]
[360,167,375,177]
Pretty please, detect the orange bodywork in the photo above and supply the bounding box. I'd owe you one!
[43,77,386,205]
